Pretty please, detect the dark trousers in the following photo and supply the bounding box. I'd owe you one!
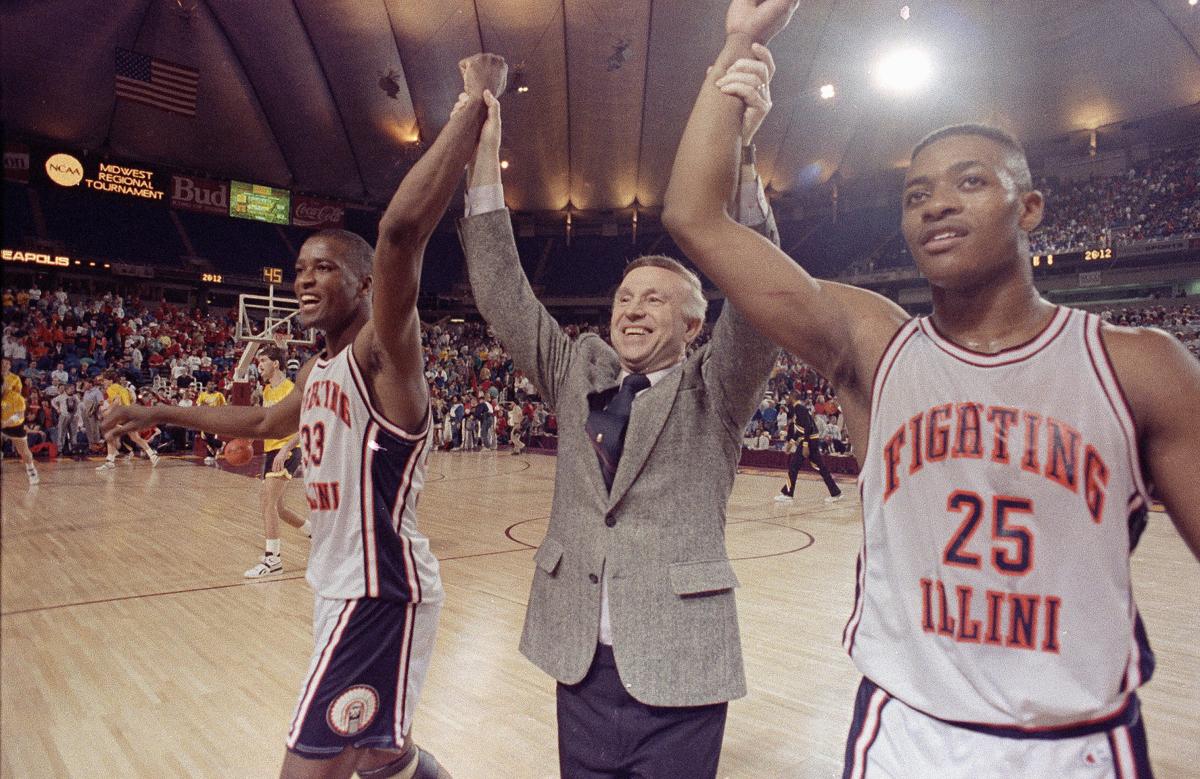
[556,644,727,779]
[785,438,842,497]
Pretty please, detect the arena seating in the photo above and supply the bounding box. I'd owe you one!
[7,279,1195,464]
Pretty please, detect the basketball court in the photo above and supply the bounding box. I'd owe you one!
[2,452,1196,777]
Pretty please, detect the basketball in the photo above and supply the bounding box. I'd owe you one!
[224,438,254,466]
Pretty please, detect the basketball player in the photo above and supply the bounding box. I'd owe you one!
[196,380,228,465]
[776,394,842,504]
[664,4,1200,774]
[96,371,159,470]
[244,344,310,579]
[105,52,508,779]
[1,357,39,485]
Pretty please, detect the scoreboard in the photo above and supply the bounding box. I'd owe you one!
[1032,247,1109,268]
[230,180,290,225]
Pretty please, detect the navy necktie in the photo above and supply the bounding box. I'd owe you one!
[586,373,650,490]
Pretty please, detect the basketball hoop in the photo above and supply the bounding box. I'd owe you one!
[236,287,316,347]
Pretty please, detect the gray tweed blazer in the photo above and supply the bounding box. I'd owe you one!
[458,208,778,706]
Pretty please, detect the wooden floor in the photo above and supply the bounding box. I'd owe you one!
[2,451,1197,778]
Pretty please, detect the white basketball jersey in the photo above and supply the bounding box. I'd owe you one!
[845,306,1153,729]
[300,345,442,605]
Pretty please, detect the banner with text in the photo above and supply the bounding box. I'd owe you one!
[40,149,167,202]
[291,194,345,229]
[170,174,229,216]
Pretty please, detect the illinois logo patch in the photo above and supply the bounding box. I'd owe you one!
[326,685,380,736]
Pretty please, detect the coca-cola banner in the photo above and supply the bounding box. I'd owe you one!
[171,175,229,216]
[291,194,345,229]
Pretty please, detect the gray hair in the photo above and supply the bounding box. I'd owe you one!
[621,255,707,323]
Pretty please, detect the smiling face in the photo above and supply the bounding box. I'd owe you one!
[609,265,703,374]
[901,133,1044,293]
[292,236,371,336]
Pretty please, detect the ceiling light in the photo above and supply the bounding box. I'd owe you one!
[819,83,836,100]
[500,160,510,170]
[873,47,933,92]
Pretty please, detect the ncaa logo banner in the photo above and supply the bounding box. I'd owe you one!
[40,149,167,202]
[292,194,345,229]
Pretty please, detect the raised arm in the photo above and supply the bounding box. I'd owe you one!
[363,54,508,429]
[663,0,905,396]
[102,359,314,443]
[699,49,784,430]
[457,91,578,410]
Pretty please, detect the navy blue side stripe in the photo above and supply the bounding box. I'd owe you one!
[366,424,423,603]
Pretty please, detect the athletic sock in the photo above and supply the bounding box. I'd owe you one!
[265,538,281,556]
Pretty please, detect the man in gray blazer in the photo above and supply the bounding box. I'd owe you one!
[455,57,779,777]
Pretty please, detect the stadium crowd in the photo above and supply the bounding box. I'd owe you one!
[1032,145,1200,254]
[3,281,1197,461]
[862,144,1199,272]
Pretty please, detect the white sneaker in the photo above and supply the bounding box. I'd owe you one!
[774,493,794,503]
[121,452,135,462]
[824,493,844,503]
[26,465,39,485]
[244,554,283,578]
[96,460,116,471]
[300,520,313,539]
[149,452,160,467]
[203,456,216,466]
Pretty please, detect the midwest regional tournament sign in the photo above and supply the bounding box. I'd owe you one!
[44,152,166,201]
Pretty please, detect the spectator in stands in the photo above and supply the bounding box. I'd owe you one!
[477,394,496,450]
[508,401,526,455]
[81,378,105,450]
[464,397,481,451]
[51,382,83,456]
[23,410,48,450]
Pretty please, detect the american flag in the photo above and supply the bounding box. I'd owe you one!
[114,48,198,117]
